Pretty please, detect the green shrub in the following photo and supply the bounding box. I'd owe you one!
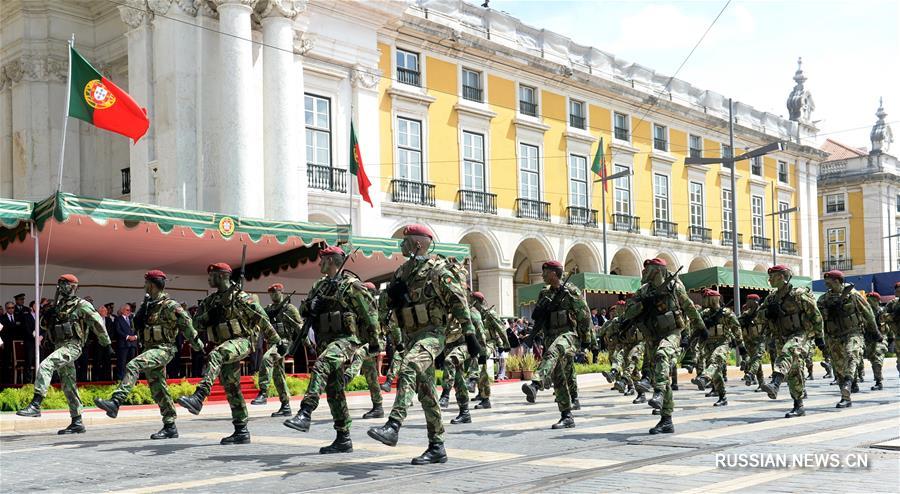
[574,362,610,375]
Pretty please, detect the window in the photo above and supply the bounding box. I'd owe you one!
[569,99,586,129]
[519,85,537,116]
[396,49,420,86]
[896,194,900,213]
[568,154,588,208]
[462,68,482,102]
[825,193,845,213]
[689,134,702,158]
[653,174,670,221]
[722,144,733,167]
[722,188,733,233]
[397,117,422,181]
[751,156,762,176]
[614,112,629,141]
[751,195,764,237]
[653,124,668,151]
[613,164,631,215]
[462,131,485,192]
[778,201,791,242]
[519,143,540,200]
[305,94,331,167]
[689,182,704,227]
[827,228,847,260]
[778,160,789,183]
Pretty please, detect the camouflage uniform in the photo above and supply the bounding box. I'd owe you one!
[609,321,644,395]
[883,293,900,377]
[474,304,510,402]
[696,305,744,402]
[739,304,768,387]
[258,299,302,407]
[818,284,875,405]
[440,313,476,414]
[862,296,887,388]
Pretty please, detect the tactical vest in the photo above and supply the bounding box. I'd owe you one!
[822,293,863,338]
[204,291,254,344]
[395,259,450,333]
[267,305,295,340]
[310,276,361,344]
[48,298,87,343]
[142,297,179,346]
[743,309,765,340]
[642,287,685,338]
[769,289,806,338]
[704,308,730,342]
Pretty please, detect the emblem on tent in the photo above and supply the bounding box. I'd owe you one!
[83,80,116,109]
[218,216,236,237]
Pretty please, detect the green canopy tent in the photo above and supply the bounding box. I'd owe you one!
[517,272,642,307]
[0,197,34,250]
[678,266,812,292]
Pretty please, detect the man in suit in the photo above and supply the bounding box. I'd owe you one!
[1,302,18,385]
[14,294,37,382]
[114,304,138,380]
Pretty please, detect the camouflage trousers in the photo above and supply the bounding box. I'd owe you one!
[389,336,445,444]
[534,332,577,413]
[475,344,495,398]
[111,344,178,425]
[772,335,809,400]
[621,342,644,386]
[198,337,251,426]
[744,337,768,383]
[346,344,383,407]
[648,333,682,417]
[861,339,887,382]
[701,341,731,395]
[565,353,578,400]
[442,343,471,406]
[33,339,84,418]
[258,345,289,405]
[301,338,358,433]
[826,334,863,382]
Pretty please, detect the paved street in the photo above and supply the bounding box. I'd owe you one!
[1,365,898,493]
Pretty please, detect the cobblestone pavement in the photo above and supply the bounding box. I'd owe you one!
[2,363,898,493]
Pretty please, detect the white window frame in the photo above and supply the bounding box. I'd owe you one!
[826,227,847,260]
[751,194,765,237]
[777,160,789,183]
[518,84,538,117]
[395,48,421,87]
[568,154,589,209]
[722,188,734,234]
[614,111,630,142]
[304,93,332,168]
[461,68,483,102]
[750,156,763,176]
[462,131,485,192]
[825,193,845,213]
[613,164,632,216]
[689,134,702,158]
[569,99,586,129]
[396,116,423,182]
[518,142,541,201]
[653,173,670,222]
[653,123,668,152]
[778,201,791,242]
[689,181,704,227]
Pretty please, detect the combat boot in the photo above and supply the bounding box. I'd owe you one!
[713,394,728,407]
[271,401,292,417]
[474,398,492,409]
[806,363,814,380]
[651,409,661,415]
[150,423,179,440]
[612,378,626,393]
[220,423,250,445]
[96,395,123,419]
[601,368,619,383]
[320,430,353,454]
[837,377,852,408]
[785,399,805,418]
[380,377,393,393]
[693,375,710,391]
[58,416,86,434]
[850,380,860,393]
[648,415,674,434]
[632,392,646,404]
[705,389,717,397]
[623,384,635,396]
[761,372,784,399]
[521,381,540,403]
[438,389,451,409]
[571,398,581,410]
[671,367,679,391]
[367,418,401,447]
[362,405,384,419]
[466,377,477,393]
[16,393,43,417]
[551,411,575,429]
[634,378,653,394]
[451,404,471,424]
[411,442,447,465]
[743,373,754,386]
[871,380,883,391]
[647,390,664,410]
[250,390,267,405]
[176,386,208,415]
[472,393,485,402]
[284,405,313,432]
[821,361,833,379]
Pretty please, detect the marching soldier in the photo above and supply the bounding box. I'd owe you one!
[520,260,592,429]
[471,291,511,410]
[624,258,705,434]
[251,283,303,417]
[863,291,887,391]
[599,301,625,389]
[611,308,646,403]
[177,262,278,444]
[283,246,380,454]
[692,289,745,407]
[739,294,769,391]
[17,274,112,435]
[758,265,825,417]
[344,281,387,419]
[368,224,481,465]
[96,270,203,439]
[882,282,900,378]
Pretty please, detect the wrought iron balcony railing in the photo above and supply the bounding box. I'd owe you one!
[457,189,497,215]
[689,225,712,244]
[611,213,640,233]
[652,219,678,239]
[566,206,597,227]
[308,164,347,193]
[515,198,550,222]
[390,179,435,207]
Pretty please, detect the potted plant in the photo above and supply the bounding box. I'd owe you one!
[521,354,538,381]
[506,355,523,380]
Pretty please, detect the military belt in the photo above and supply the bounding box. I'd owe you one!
[398,304,445,331]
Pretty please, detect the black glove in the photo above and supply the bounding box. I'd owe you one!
[680,337,690,349]
[477,352,487,365]
[814,337,826,351]
[698,328,710,341]
[465,333,482,359]
[276,340,289,355]
[434,351,446,369]
[368,340,382,355]
[394,341,405,353]
[738,346,747,357]
[499,347,510,353]
[580,340,591,351]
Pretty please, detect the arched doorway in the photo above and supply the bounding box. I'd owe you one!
[512,237,553,308]
[688,256,710,272]
[609,247,642,276]
[458,230,501,293]
[565,242,601,274]
[753,263,768,272]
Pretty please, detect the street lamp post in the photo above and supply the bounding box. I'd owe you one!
[595,168,633,274]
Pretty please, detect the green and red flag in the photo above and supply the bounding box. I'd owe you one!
[350,122,373,207]
[67,46,149,142]
[591,137,607,191]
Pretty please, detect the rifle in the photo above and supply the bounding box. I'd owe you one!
[620,266,684,330]
[290,247,357,354]
[527,271,574,345]
[266,290,297,321]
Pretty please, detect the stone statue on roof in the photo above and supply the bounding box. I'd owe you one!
[786,57,815,122]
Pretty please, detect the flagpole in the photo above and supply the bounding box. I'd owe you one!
[348,110,354,237]
[56,34,74,192]
[601,164,608,274]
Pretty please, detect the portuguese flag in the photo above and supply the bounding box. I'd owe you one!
[350,122,373,206]
[67,46,149,142]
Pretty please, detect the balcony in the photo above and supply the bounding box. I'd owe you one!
[566,206,598,227]
[120,167,131,195]
[462,85,483,102]
[390,179,435,207]
[653,138,668,152]
[515,198,550,222]
[457,189,497,215]
[822,258,852,272]
[569,114,586,129]
[519,100,538,117]
[751,236,771,252]
[778,240,797,255]
[611,213,640,233]
[720,231,744,248]
[308,164,347,193]
[397,67,420,87]
[688,225,712,244]
[652,219,678,239]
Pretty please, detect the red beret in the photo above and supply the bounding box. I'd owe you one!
[823,270,844,280]
[615,300,626,306]
[363,282,376,290]
[746,294,761,300]
[144,270,167,280]
[267,283,284,292]
[58,274,79,284]
[767,264,791,274]
[542,260,563,270]
[472,291,485,302]
[320,245,346,257]
[643,258,667,267]
[207,262,232,274]
[403,224,434,239]
[703,289,721,297]
[866,292,880,299]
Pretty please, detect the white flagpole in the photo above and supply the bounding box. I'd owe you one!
[31,221,40,374]
[56,34,74,192]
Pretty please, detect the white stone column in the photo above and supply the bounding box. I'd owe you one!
[214,0,261,217]
[260,0,305,221]
[119,3,155,204]
[0,75,12,197]
[477,268,517,317]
